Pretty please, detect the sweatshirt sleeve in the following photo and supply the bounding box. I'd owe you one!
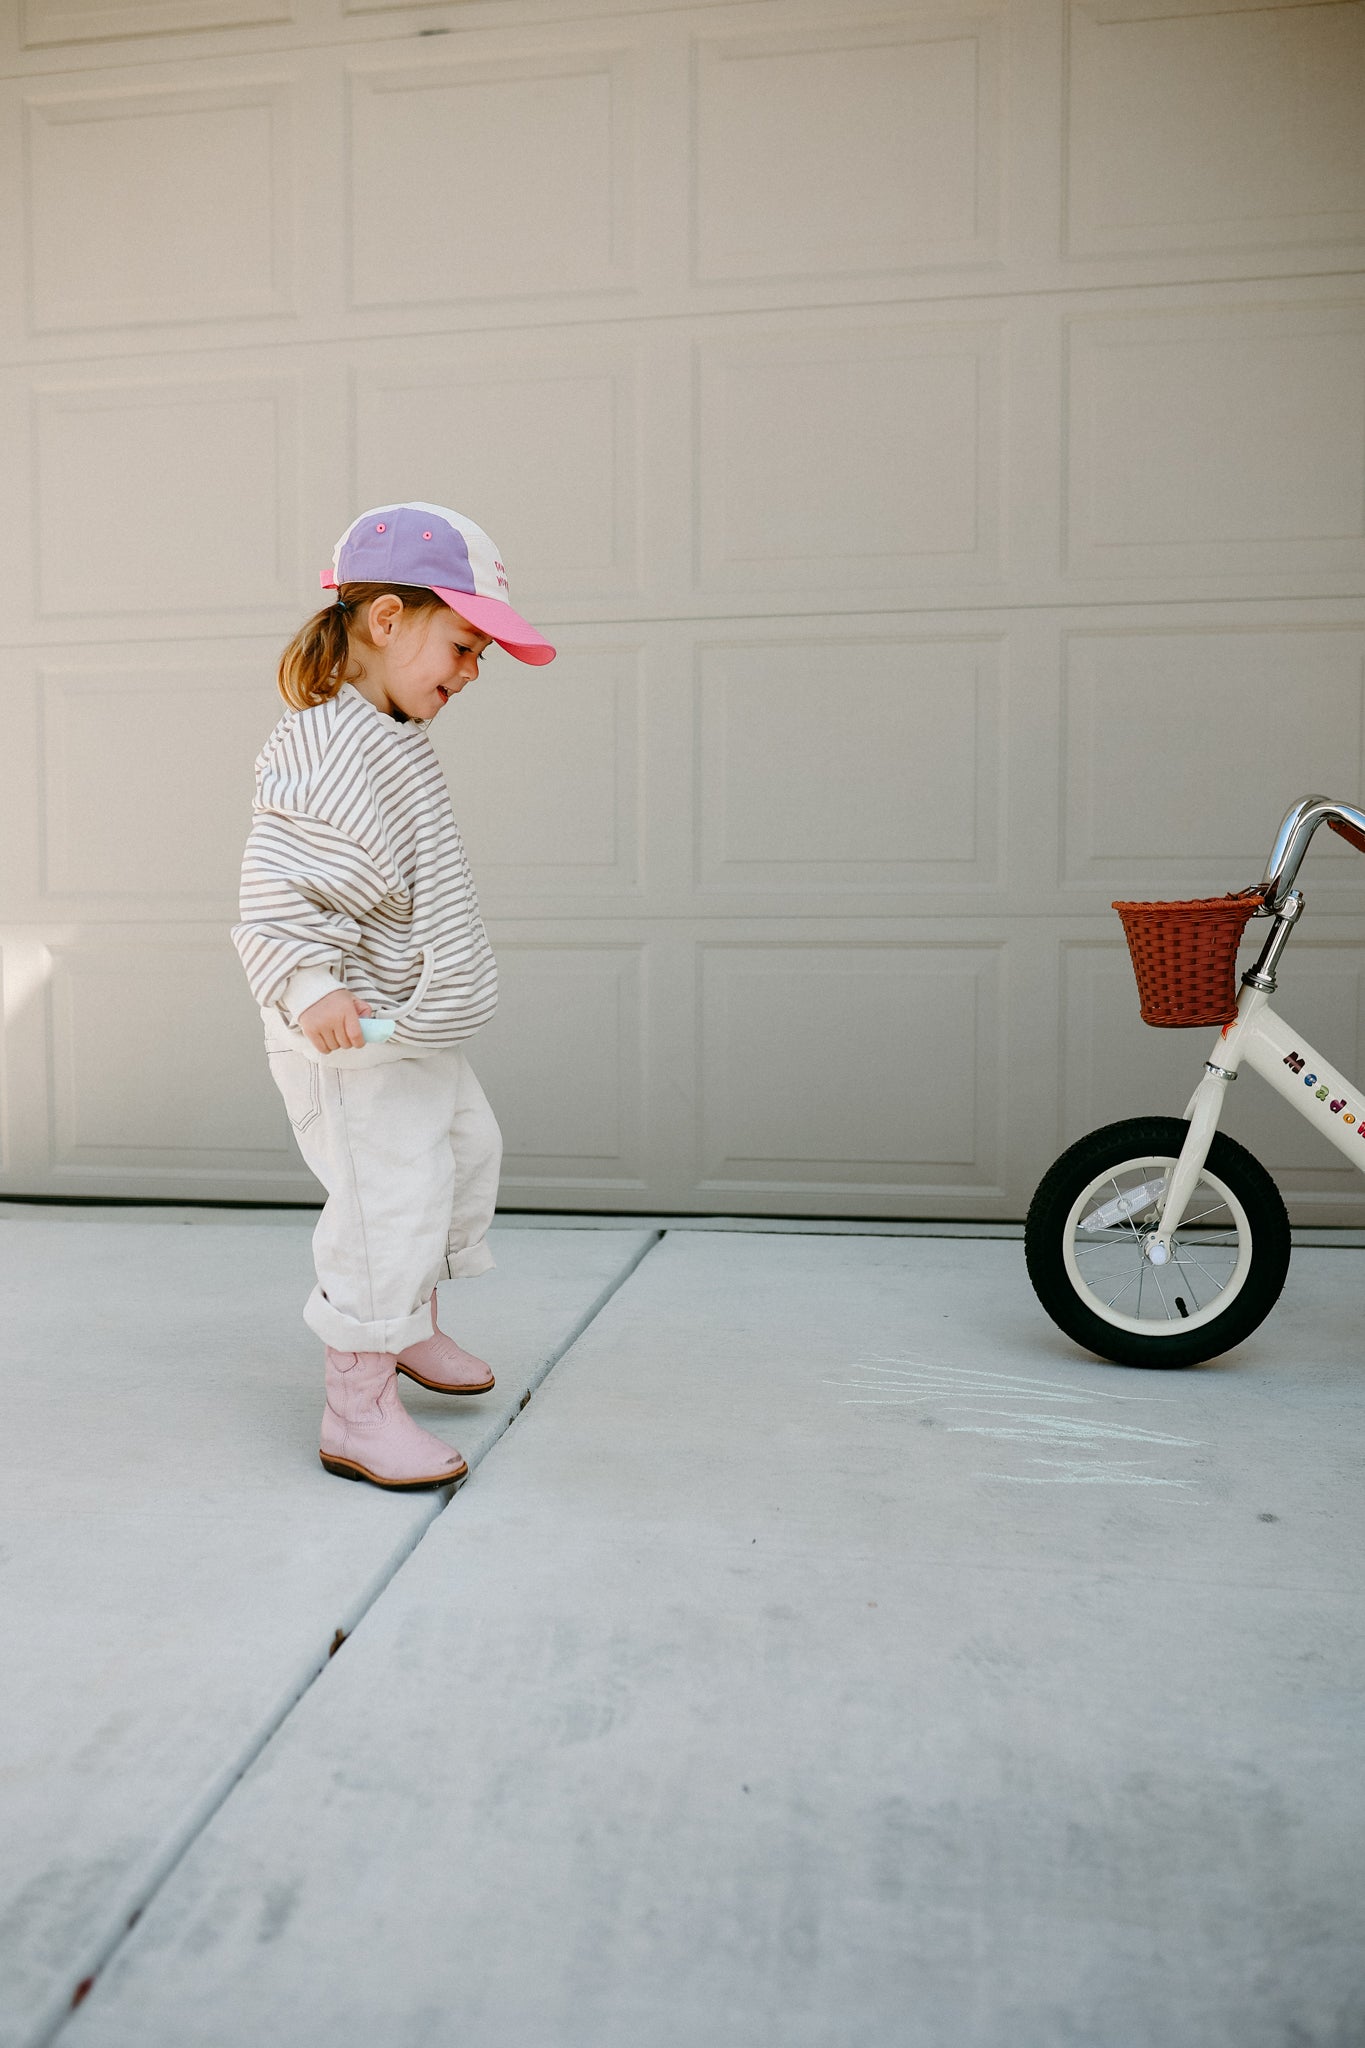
[231,807,397,1014]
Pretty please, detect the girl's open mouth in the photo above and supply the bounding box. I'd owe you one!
[436,685,450,704]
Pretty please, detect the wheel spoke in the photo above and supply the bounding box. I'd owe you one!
[1181,1254,1232,1292]
[1175,1237,1236,1261]
[1169,1248,1217,1307]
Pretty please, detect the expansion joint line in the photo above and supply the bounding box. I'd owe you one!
[30,1228,665,2048]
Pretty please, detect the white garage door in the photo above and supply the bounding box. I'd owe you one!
[1,0,1363,1220]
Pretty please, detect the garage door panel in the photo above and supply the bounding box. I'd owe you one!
[692,12,1002,284]
[1066,0,1365,260]
[0,89,24,351]
[351,335,642,605]
[696,939,1003,1198]
[25,73,294,334]
[1061,624,1365,900]
[0,945,13,1175]
[438,638,643,900]
[0,667,41,913]
[33,368,301,619]
[0,934,59,1185]
[346,44,637,311]
[19,0,291,49]
[32,655,279,913]
[470,941,647,1197]
[338,0,730,20]
[696,318,1004,595]
[1064,303,1365,583]
[43,933,302,1190]
[3,341,349,642]
[694,632,1001,892]
[0,647,270,926]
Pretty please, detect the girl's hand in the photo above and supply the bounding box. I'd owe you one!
[297,990,373,1053]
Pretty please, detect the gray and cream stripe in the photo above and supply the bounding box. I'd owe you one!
[232,683,497,1048]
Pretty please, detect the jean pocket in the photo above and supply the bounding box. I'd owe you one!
[267,1050,321,1135]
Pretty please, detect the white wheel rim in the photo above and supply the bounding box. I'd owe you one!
[1061,1153,1254,1338]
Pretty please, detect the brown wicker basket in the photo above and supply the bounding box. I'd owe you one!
[1112,893,1264,1028]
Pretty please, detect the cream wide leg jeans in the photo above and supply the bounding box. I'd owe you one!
[266,1041,502,1355]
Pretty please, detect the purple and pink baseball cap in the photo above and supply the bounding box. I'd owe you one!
[321,502,556,666]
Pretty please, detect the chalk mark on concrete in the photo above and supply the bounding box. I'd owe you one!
[824,1357,1202,1488]
[831,1358,1178,1404]
[982,1457,1196,1488]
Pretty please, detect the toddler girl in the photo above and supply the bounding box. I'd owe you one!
[232,502,555,1491]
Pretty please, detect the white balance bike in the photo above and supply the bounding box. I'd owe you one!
[1026,794,1365,1369]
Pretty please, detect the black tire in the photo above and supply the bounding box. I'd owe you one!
[1025,1116,1291,1369]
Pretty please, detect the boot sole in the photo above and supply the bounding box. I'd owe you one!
[319,1452,468,1491]
[394,1363,496,1396]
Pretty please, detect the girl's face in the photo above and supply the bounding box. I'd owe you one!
[358,597,493,721]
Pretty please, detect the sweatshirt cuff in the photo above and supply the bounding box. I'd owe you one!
[280,965,346,1026]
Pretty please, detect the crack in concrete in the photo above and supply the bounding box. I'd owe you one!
[26,1228,664,2048]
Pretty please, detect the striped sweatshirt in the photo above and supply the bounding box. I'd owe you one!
[232,683,497,1049]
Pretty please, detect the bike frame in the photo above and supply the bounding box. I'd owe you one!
[1148,794,1365,1258]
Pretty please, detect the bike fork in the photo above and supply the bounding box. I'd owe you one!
[1146,988,1270,1261]
[1146,1068,1234,1264]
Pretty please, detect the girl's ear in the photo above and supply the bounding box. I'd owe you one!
[367,592,404,641]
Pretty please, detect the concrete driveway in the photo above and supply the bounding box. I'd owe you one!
[3,1210,1362,2048]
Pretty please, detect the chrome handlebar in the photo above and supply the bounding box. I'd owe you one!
[1258,794,1365,912]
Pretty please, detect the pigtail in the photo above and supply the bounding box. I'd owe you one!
[277,599,354,710]
[276,583,451,712]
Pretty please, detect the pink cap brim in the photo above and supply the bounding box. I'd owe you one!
[431,588,556,666]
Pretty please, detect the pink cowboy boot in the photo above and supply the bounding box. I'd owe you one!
[395,1293,496,1396]
[320,1347,468,1490]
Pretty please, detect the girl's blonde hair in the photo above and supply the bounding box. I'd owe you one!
[277,583,450,710]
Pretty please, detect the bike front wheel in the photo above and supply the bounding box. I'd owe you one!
[1025,1116,1291,1368]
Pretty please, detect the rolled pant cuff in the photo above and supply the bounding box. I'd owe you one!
[444,1240,496,1280]
[303,1286,432,1358]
